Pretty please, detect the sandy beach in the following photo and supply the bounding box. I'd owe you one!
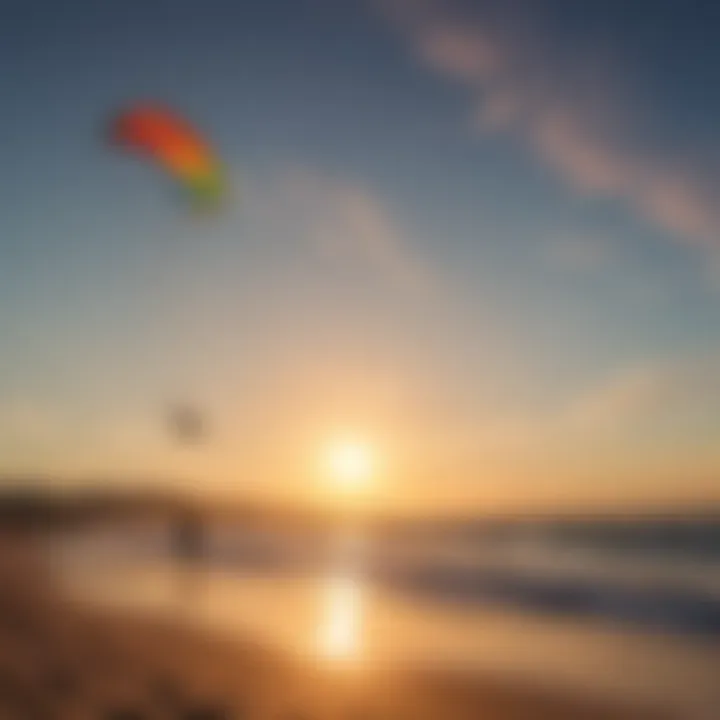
[0,530,680,720]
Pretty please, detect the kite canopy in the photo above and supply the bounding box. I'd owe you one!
[109,103,225,209]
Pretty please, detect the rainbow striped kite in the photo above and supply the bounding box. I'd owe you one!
[109,103,226,209]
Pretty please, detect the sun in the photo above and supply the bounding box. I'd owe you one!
[324,438,374,492]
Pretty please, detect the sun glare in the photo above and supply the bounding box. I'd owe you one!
[325,438,374,492]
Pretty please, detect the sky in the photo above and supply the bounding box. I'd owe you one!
[2,0,720,512]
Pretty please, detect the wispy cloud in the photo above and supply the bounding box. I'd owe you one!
[563,364,677,432]
[455,350,720,493]
[531,354,718,440]
[375,0,720,249]
[248,166,435,294]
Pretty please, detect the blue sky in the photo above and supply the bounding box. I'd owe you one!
[2,0,720,511]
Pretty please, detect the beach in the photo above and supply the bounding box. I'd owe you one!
[0,528,683,719]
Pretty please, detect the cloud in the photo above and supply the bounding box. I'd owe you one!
[568,353,720,430]
[531,110,635,194]
[248,166,435,294]
[418,23,501,80]
[456,351,720,487]
[375,0,720,249]
[514,354,720,444]
[563,364,676,432]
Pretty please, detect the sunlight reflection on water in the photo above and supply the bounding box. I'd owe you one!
[318,575,362,660]
[46,525,720,717]
[316,529,367,662]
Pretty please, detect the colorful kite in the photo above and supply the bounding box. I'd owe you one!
[108,103,226,209]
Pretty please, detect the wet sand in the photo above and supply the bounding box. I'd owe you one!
[0,533,677,719]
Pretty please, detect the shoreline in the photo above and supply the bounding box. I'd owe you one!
[0,531,677,719]
[52,599,676,719]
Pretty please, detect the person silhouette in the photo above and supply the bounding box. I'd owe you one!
[171,509,206,605]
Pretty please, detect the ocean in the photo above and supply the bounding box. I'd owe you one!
[45,516,720,718]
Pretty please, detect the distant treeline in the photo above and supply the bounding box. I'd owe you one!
[1,480,718,537]
[0,482,376,533]
[0,484,187,530]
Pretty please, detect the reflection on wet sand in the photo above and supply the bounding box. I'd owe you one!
[317,530,366,662]
[318,575,362,660]
[47,525,720,718]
